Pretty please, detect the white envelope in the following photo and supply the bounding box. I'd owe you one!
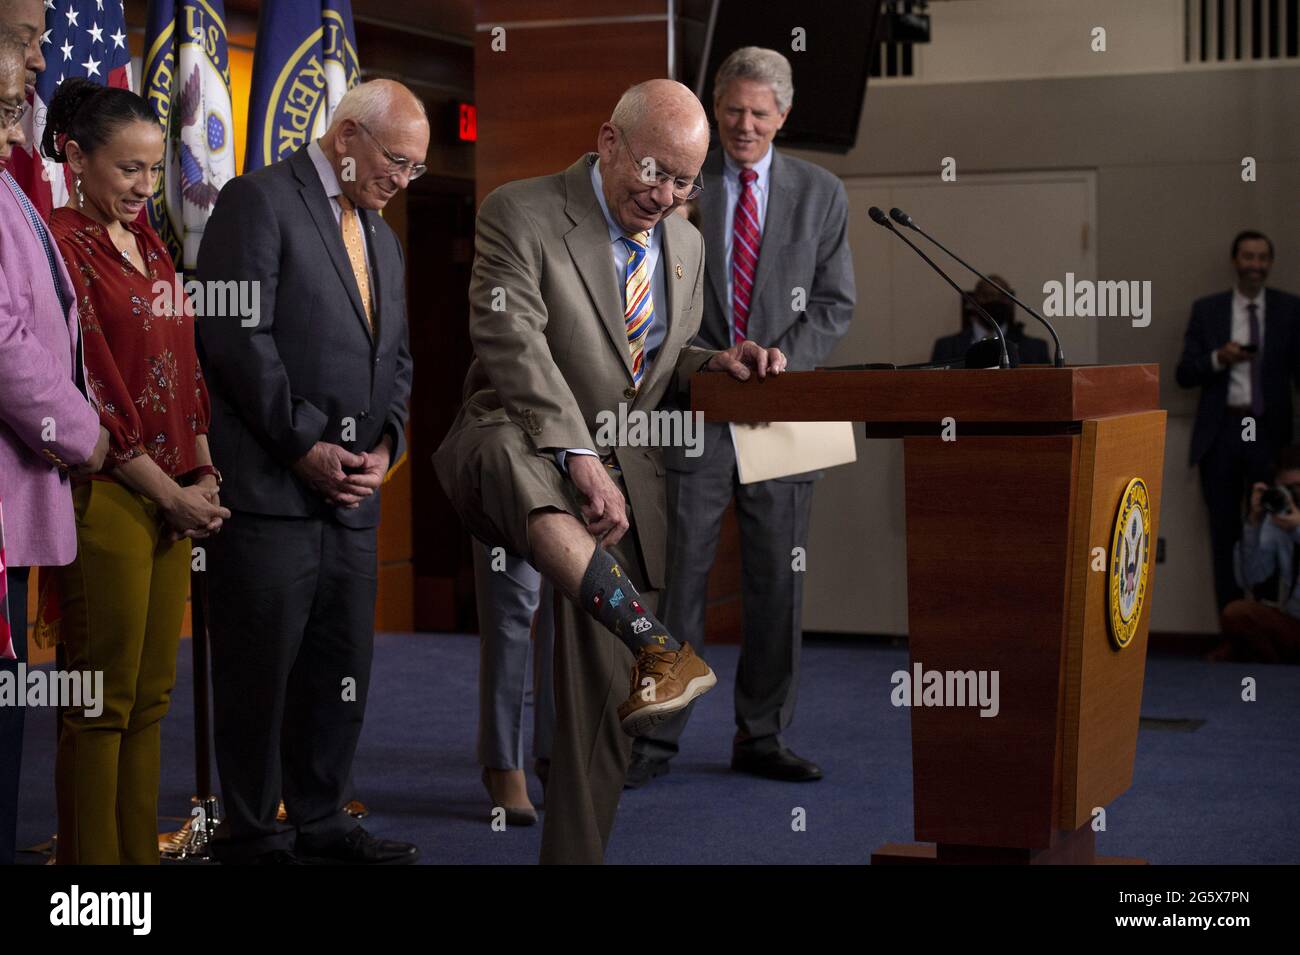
[729,421,857,484]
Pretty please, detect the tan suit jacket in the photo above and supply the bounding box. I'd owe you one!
[436,154,716,589]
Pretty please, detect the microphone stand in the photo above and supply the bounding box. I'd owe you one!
[890,208,1066,367]
[868,207,1010,369]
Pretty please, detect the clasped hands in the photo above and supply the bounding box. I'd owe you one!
[293,439,391,510]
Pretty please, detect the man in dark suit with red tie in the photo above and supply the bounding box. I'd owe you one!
[1177,230,1300,612]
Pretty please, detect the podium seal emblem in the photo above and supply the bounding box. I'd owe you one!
[1108,477,1152,649]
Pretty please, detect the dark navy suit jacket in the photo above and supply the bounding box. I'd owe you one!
[1175,288,1300,466]
[930,323,1050,367]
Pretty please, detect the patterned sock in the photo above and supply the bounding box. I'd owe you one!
[578,547,680,654]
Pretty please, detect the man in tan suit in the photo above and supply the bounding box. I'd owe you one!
[436,79,786,863]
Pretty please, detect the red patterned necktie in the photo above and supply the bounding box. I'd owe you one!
[731,168,761,344]
[1,499,12,661]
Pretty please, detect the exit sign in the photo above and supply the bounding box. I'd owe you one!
[458,103,477,142]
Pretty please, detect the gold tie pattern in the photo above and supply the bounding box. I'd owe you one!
[338,193,373,331]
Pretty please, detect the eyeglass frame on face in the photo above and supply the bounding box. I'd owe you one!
[1,100,28,131]
[615,125,702,201]
[354,120,427,181]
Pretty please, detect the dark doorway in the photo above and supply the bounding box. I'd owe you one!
[405,175,477,633]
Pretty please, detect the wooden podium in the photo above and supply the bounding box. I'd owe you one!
[692,364,1165,865]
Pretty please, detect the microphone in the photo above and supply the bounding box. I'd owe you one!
[868,206,1010,369]
[889,207,1065,367]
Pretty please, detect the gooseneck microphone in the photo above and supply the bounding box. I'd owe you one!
[868,206,1010,369]
[889,207,1065,367]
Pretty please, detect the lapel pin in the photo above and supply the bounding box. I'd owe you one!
[675,263,683,279]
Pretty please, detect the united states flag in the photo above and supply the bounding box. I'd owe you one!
[8,0,134,221]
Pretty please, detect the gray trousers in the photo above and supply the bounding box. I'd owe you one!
[635,431,814,762]
[207,512,377,862]
[472,540,554,770]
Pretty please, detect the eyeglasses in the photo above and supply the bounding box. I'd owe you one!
[356,121,427,181]
[1,100,28,131]
[616,126,702,201]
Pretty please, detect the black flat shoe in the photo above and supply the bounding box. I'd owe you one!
[731,746,823,782]
[623,753,670,789]
[296,826,419,865]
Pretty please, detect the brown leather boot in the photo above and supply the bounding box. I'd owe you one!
[618,643,716,737]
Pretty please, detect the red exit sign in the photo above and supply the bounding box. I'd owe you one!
[458,103,477,142]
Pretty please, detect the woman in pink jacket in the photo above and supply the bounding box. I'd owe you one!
[0,34,106,866]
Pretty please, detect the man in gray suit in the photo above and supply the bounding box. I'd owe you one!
[197,80,422,864]
[436,79,786,863]
[629,48,856,786]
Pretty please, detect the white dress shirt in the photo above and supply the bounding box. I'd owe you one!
[1209,287,1266,407]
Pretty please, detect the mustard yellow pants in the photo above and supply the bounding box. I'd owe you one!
[55,480,190,865]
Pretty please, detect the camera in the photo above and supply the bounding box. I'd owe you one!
[1260,485,1295,515]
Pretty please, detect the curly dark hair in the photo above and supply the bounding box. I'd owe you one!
[40,76,157,163]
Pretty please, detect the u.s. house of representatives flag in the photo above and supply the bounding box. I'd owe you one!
[143,0,236,269]
[245,0,360,173]
[10,0,133,220]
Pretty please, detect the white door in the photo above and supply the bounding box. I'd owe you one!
[805,170,1098,635]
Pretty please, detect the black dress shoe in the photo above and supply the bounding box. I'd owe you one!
[731,746,823,782]
[623,753,670,789]
[297,826,419,865]
[251,849,307,865]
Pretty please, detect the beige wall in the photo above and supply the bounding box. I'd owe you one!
[908,0,1186,82]
[788,64,1300,635]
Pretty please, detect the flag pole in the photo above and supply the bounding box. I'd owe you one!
[160,565,222,861]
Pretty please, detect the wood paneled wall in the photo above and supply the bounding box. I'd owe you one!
[473,0,673,202]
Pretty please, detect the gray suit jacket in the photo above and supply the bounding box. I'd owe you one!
[665,146,855,480]
[438,154,716,589]
[196,147,413,529]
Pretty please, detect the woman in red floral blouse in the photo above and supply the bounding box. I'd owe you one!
[43,78,230,864]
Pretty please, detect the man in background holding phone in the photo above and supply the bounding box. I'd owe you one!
[1177,230,1300,612]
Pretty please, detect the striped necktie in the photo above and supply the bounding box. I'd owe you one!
[8,173,71,319]
[732,167,761,344]
[620,231,654,387]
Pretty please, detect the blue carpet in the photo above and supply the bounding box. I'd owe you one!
[15,635,1300,864]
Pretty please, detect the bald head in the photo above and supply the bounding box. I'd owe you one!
[596,79,708,234]
[323,78,430,210]
[610,79,709,156]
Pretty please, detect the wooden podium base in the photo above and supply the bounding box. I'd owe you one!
[872,825,1147,865]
